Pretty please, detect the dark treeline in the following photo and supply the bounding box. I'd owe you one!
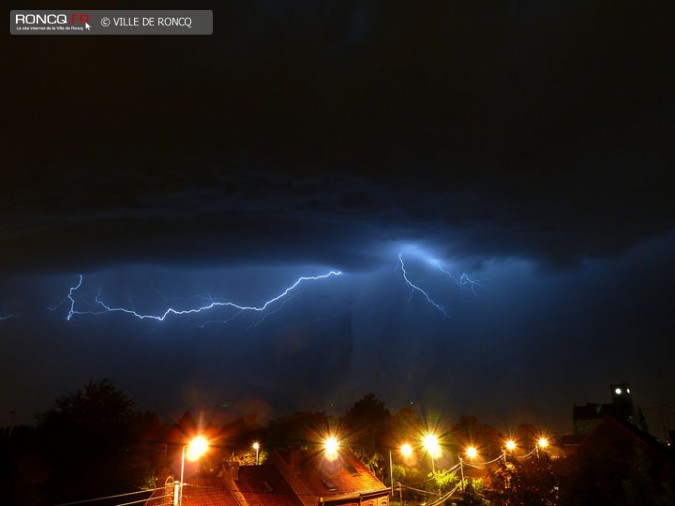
[2,381,674,506]
[1,380,165,505]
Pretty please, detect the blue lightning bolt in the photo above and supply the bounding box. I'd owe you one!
[63,271,343,323]
[398,254,449,317]
[435,264,484,295]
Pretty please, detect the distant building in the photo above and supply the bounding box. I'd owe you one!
[573,382,648,436]
[558,416,675,505]
[146,447,390,506]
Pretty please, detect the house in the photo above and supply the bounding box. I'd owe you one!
[146,447,390,506]
[558,416,675,505]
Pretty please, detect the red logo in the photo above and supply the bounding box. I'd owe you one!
[70,14,90,25]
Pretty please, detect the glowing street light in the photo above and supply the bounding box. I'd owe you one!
[252,441,260,465]
[503,439,517,462]
[324,435,340,461]
[177,436,209,506]
[422,433,440,472]
[390,443,414,497]
[186,436,208,462]
[535,436,549,459]
[465,446,478,460]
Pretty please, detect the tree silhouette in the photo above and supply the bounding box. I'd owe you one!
[36,379,160,503]
[487,454,559,506]
[342,393,390,478]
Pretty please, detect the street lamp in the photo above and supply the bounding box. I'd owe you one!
[390,443,414,496]
[422,433,440,472]
[457,445,478,491]
[535,436,549,459]
[177,436,209,506]
[252,441,260,465]
[323,435,340,461]
[503,439,517,462]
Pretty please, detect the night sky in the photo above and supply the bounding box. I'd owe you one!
[3,0,674,436]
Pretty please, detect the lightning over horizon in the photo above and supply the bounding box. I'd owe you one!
[2,249,484,327]
[62,270,343,323]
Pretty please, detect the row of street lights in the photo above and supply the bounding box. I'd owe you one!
[175,433,550,505]
[377,433,551,496]
[318,431,550,469]
[420,433,549,464]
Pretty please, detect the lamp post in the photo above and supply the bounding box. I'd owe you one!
[421,434,440,473]
[389,450,394,496]
[253,441,260,465]
[460,446,478,491]
[536,437,549,459]
[176,436,209,506]
[390,443,413,496]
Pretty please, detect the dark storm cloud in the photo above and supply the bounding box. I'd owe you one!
[4,0,674,276]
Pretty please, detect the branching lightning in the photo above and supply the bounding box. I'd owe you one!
[397,249,484,316]
[2,247,481,326]
[435,264,484,295]
[398,254,450,317]
[63,271,343,323]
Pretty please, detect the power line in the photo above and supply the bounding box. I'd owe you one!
[462,454,503,468]
[55,487,162,506]
[117,493,172,506]
[426,485,459,506]
[398,484,441,496]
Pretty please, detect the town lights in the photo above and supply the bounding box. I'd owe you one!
[400,443,413,458]
[465,446,478,460]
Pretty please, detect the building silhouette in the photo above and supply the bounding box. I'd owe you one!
[573,382,648,436]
